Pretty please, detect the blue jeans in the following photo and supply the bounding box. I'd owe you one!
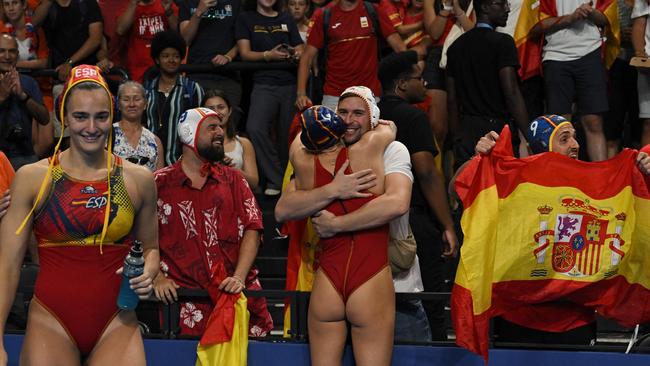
[394,299,432,342]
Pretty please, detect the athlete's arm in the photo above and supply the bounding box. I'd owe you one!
[0,165,43,357]
[127,165,159,299]
[312,171,412,236]
[275,163,377,222]
[311,142,412,236]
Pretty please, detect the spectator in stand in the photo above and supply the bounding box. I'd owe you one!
[236,0,303,196]
[422,0,474,146]
[152,107,273,338]
[446,0,528,169]
[116,0,179,83]
[288,0,309,42]
[113,81,164,172]
[202,89,259,188]
[179,0,243,128]
[378,50,458,340]
[529,1,610,162]
[633,0,650,147]
[1,0,52,110]
[35,0,103,83]
[144,30,204,166]
[605,0,639,156]
[379,0,430,56]
[295,0,407,111]
[0,34,50,170]
[0,151,13,222]
[34,0,104,146]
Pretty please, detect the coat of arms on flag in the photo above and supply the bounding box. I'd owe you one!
[531,197,627,278]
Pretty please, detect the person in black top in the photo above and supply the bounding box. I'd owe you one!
[235,0,303,195]
[178,0,242,128]
[445,0,528,169]
[378,50,458,341]
[35,0,104,82]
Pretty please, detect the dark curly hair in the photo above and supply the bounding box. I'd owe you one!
[150,30,186,62]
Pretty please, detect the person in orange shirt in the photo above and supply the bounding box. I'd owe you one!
[0,151,13,220]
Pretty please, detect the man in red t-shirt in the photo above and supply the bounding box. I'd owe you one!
[116,0,178,82]
[295,0,407,111]
[152,107,273,337]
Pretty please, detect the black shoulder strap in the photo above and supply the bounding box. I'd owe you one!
[322,7,331,51]
[363,1,380,36]
[320,8,332,74]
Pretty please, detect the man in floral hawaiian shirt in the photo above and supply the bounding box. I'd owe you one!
[152,107,273,336]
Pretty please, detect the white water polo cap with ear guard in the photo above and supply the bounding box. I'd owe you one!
[177,107,222,155]
[339,86,380,129]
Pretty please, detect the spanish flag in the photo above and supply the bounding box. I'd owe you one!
[195,264,249,366]
[514,0,620,81]
[452,126,650,362]
[513,0,543,80]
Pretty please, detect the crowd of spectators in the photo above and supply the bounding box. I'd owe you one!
[0,0,649,349]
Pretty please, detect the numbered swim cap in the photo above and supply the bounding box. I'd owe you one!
[528,115,572,154]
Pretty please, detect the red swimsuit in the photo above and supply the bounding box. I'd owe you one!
[313,148,389,302]
[32,155,135,355]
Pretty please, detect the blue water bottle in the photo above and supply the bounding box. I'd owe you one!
[117,240,145,310]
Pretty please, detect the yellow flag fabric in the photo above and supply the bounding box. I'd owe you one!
[281,162,317,337]
[196,294,249,366]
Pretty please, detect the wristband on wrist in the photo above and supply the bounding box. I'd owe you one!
[66,58,73,66]
[224,55,232,62]
[296,91,306,97]
[263,50,270,62]
[20,93,29,102]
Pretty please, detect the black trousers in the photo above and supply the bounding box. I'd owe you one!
[409,206,447,340]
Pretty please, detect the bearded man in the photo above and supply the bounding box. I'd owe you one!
[152,107,273,337]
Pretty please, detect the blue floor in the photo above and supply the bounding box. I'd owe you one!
[5,334,650,365]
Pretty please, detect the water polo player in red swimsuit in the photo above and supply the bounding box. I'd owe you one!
[0,65,159,366]
[285,86,411,366]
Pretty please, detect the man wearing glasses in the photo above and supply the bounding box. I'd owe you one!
[446,0,529,170]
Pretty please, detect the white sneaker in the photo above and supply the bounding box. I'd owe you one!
[264,188,281,196]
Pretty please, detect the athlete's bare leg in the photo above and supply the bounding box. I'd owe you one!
[346,267,395,366]
[85,311,145,366]
[308,269,347,366]
[20,299,81,366]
